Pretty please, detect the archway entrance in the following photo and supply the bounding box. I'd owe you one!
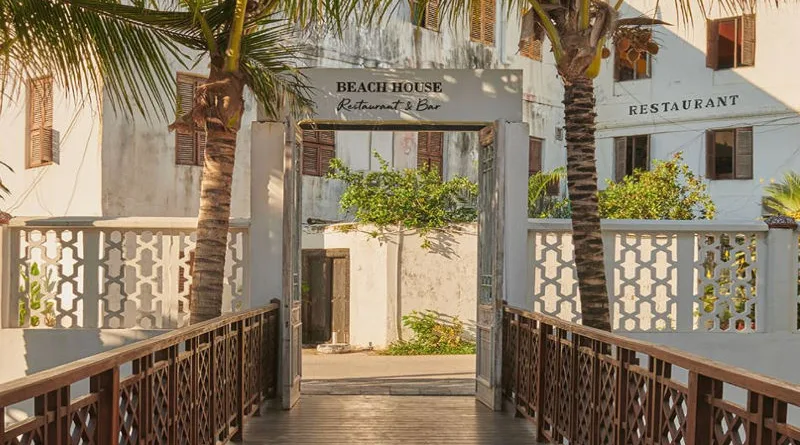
[278,69,529,411]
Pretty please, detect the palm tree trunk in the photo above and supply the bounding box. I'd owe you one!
[563,75,612,331]
[189,127,237,323]
[188,69,246,324]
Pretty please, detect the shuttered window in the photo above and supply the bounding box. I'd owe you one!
[519,9,542,61]
[614,52,651,81]
[27,76,55,168]
[613,135,650,182]
[470,0,495,45]
[706,14,755,70]
[706,127,753,180]
[418,131,444,178]
[528,137,542,175]
[411,0,440,31]
[175,73,207,166]
[302,130,336,176]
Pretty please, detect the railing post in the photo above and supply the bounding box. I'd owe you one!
[647,358,671,442]
[233,320,246,441]
[747,391,786,445]
[534,321,549,442]
[82,229,101,328]
[615,348,636,444]
[686,372,719,445]
[676,232,696,332]
[0,224,13,327]
[36,386,69,444]
[91,367,120,445]
[762,216,798,333]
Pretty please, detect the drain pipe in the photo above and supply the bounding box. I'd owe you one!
[497,0,508,66]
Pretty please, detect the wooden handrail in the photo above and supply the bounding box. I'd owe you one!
[0,303,278,407]
[1,303,281,445]
[503,304,800,444]
[504,305,800,406]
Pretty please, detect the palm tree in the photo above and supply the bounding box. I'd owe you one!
[763,172,800,219]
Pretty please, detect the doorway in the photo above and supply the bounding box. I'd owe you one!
[301,249,350,345]
[278,68,529,411]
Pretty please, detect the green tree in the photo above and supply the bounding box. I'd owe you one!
[762,171,800,219]
[599,152,715,220]
[328,153,478,234]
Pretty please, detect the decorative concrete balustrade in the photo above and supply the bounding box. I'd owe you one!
[1,217,249,329]
[529,218,799,333]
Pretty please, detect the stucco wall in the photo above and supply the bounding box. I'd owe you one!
[301,224,480,348]
[594,0,800,220]
[0,85,103,217]
[100,55,254,218]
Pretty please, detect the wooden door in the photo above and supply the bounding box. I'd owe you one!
[331,256,350,344]
[282,127,303,409]
[301,250,332,344]
[475,123,503,410]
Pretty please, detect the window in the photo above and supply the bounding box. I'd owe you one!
[411,0,439,31]
[528,137,559,195]
[614,135,650,181]
[615,51,651,81]
[27,76,56,168]
[470,0,495,46]
[417,131,444,177]
[707,15,755,70]
[706,127,753,180]
[175,73,207,166]
[519,10,543,61]
[302,130,335,176]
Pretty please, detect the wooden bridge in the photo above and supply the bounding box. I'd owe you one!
[2,303,800,444]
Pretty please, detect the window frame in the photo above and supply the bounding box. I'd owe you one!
[706,14,756,70]
[411,0,440,31]
[613,135,651,182]
[26,75,55,169]
[705,127,753,180]
[519,10,543,61]
[175,72,208,167]
[614,51,652,82]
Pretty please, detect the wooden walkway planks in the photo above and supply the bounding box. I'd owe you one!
[241,395,537,444]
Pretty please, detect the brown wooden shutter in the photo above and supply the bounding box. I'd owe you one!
[429,131,443,177]
[483,0,495,45]
[425,0,440,31]
[705,130,716,179]
[175,73,207,166]
[301,130,335,176]
[614,137,627,182]
[319,146,335,176]
[734,127,753,179]
[740,14,756,67]
[470,0,483,42]
[27,77,54,168]
[417,132,429,168]
[644,135,651,170]
[528,137,542,175]
[613,48,621,81]
[706,19,719,69]
[302,145,320,176]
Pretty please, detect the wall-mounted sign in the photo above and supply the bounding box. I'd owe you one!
[628,94,740,116]
[296,68,523,125]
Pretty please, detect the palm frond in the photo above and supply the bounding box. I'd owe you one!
[0,0,194,121]
[763,172,800,219]
[238,19,315,120]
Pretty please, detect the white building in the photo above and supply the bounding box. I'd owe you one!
[0,0,798,221]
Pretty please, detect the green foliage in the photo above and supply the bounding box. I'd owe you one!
[598,152,715,220]
[384,310,476,355]
[18,262,56,328]
[762,171,800,219]
[528,167,571,218]
[327,152,478,232]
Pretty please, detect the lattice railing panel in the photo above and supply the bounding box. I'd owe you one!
[10,224,249,329]
[531,231,580,322]
[614,233,678,331]
[695,232,762,332]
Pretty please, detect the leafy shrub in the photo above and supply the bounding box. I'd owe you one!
[327,153,478,233]
[528,168,571,218]
[384,310,476,355]
[599,152,715,220]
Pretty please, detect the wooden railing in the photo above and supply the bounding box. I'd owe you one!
[0,302,280,445]
[502,305,800,445]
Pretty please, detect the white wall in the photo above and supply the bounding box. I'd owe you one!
[0,85,103,217]
[593,0,800,220]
